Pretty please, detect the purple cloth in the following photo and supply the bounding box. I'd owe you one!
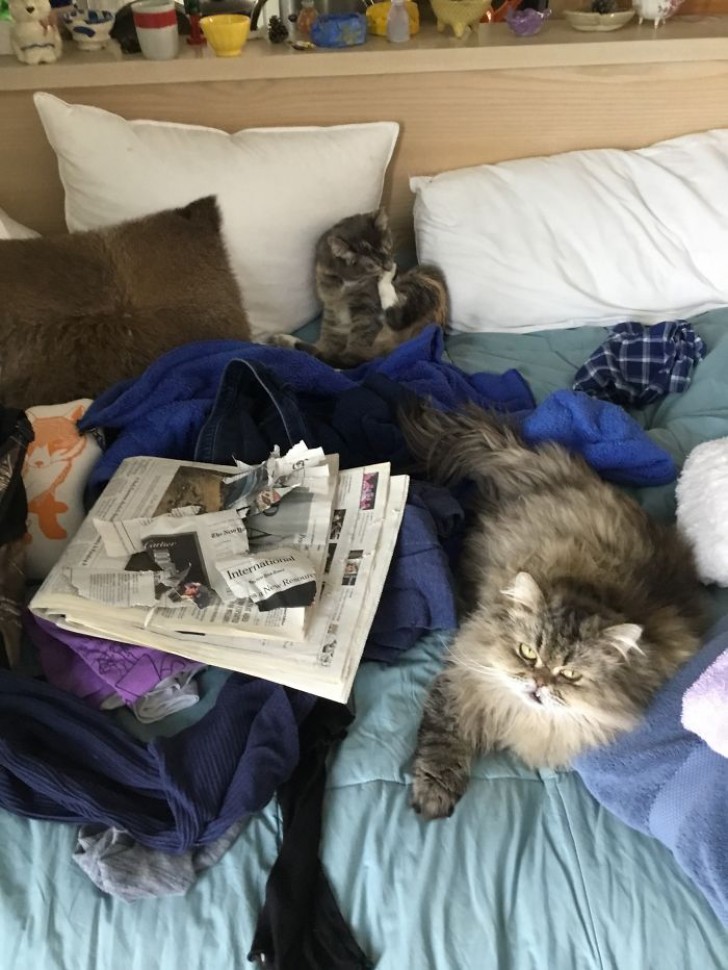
[0,665,315,851]
[682,647,728,758]
[25,614,202,708]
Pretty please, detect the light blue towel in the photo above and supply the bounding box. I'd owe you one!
[576,618,728,926]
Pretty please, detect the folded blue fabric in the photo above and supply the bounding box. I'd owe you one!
[576,617,728,926]
[521,389,677,487]
[79,327,534,496]
[365,481,461,661]
[573,320,706,408]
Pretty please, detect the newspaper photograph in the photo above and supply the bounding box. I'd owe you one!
[139,507,251,609]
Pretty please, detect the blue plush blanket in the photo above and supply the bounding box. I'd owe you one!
[79,327,676,496]
[80,328,533,494]
[576,618,728,926]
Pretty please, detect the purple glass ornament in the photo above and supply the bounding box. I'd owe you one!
[506,7,551,36]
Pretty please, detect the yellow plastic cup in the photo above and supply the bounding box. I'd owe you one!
[200,14,251,57]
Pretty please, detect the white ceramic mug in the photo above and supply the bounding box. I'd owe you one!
[132,0,179,60]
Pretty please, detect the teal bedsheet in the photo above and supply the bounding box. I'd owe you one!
[448,308,728,523]
[3,634,726,970]
[4,313,728,970]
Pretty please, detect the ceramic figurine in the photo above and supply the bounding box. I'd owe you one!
[63,8,115,50]
[9,0,62,63]
[296,0,318,35]
[429,0,491,39]
[632,0,684,27]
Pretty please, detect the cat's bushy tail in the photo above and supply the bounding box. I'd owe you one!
[388,265,449,331]
[399,402,582,495]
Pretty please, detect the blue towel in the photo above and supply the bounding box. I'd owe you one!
[576,617,728,926]
[79,327,534,495]
[521,389,677,487]
[573,320,706,408]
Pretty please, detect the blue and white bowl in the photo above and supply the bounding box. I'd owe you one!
[63,8,115,50]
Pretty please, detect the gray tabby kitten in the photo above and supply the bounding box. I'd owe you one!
[270,209,448,367]
[401,404,707,821]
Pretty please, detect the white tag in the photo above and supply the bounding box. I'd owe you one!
[378,268,398,311]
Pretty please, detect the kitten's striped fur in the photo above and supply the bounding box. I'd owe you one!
[401,403,707,820]
[269,209,449,367]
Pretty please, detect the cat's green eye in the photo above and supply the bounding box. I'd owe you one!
[518,643,537,663]
[560,667,581,682]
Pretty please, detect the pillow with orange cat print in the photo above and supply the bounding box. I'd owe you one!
[22,400,101,581]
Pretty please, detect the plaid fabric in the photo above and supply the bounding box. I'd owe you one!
[573,321,706,408]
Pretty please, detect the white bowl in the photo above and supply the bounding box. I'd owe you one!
[564,9,635,31]
[63,9,115,50]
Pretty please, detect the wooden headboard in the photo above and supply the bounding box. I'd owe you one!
[4,20,728,249]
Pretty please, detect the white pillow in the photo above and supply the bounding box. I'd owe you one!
[0,208,39,240]
[411,130,728,334]
[34,92,399,339]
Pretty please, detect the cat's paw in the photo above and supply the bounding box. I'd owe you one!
[411,768,463,821]
[266,333,300,349]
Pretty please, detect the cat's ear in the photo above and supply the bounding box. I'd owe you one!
[603,623,644,659]
[328,236,356,263]
[374,208,389,232]
[501,572,543,612]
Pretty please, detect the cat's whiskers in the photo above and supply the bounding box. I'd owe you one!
[451,656,503,681]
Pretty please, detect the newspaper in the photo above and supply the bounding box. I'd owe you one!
[30,452,408,702]
[32,450,337,643]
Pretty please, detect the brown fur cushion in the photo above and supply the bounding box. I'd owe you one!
[0,196,250,409]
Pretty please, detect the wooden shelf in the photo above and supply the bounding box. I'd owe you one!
[3,15,728,90]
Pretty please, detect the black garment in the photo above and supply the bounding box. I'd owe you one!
[249,700,373,970]
[193,369,372,969]
[0,408,33,669]
[0,408,32,546]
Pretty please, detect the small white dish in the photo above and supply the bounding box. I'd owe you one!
[564,9,635,31]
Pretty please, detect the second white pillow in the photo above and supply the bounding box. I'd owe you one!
[412,130,728,334]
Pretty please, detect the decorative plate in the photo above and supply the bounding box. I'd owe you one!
[564,9,636,31]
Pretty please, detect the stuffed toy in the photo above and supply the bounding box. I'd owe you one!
[676,436,728,586]
[9,0,62,64]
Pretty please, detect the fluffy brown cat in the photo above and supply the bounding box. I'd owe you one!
[400,403,707,821]
[269,209,448,367]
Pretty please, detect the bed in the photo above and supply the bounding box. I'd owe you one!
[3,25,728,970]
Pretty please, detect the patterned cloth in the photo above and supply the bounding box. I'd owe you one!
[573,321,706,408]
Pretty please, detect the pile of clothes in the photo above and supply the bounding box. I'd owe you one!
[0,323,709,969]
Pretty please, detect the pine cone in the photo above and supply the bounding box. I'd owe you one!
[591,0,616,12]
[268,15,289,43]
